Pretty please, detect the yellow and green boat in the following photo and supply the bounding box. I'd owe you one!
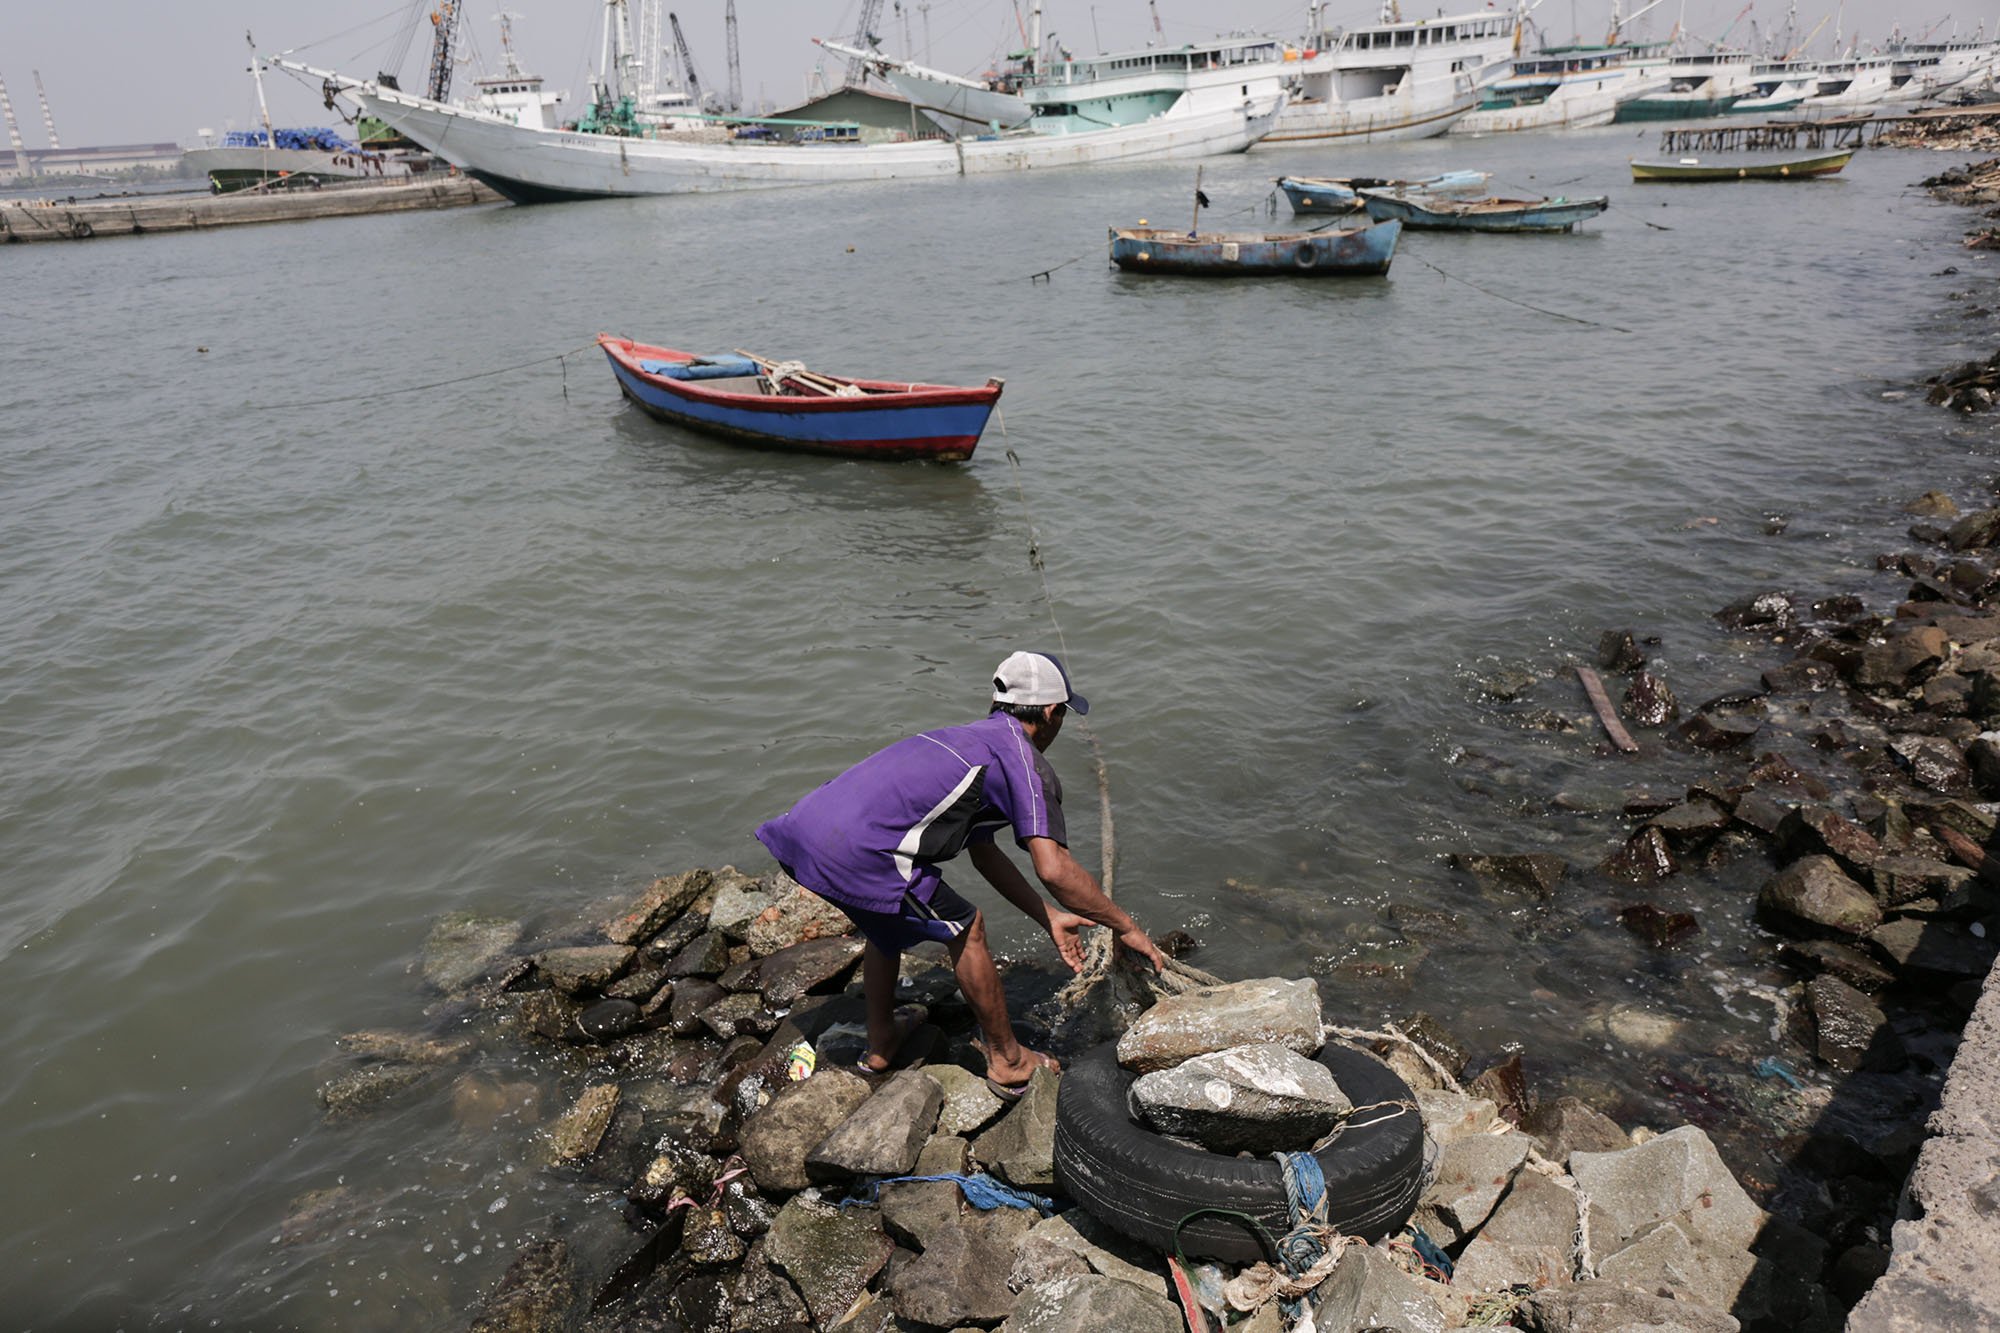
[1630,149,1855,182]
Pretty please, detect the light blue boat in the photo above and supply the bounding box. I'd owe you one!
[1276,170,1490,216]
[1357,188,1609,233]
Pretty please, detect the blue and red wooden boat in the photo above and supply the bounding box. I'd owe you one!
[597,335,1004,462]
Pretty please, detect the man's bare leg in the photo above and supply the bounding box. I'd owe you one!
[860,941,913,1073]
[945,911,1058,1085]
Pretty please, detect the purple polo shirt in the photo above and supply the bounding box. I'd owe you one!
[754,712,1067,914]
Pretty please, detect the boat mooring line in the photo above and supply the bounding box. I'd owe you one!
[1003,446,1118,897]
[1027,257,1081,282]
[270,341,600,411]
[1406,254,1630,333]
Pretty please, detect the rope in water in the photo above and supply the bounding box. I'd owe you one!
[1404,253,1632,333]
[1002,446,1117,897]
[269,341,601,412]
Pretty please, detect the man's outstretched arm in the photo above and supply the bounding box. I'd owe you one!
[1024,836,1167,972]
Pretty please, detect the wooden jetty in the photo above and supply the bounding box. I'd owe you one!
[0,173,500,244]
[1657,102,2000,154]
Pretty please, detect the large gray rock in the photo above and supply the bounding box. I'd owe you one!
[808,1070,944,1181]
[756,934,867,1007]
[1450,1171,1579,1293]
[1758,855,1882,936]
[1872,856,1978,909]
[1519,1096,1630,1163]
[544,1083,620,1165]
[887,1205,1037,1326]
[1114,977,1322,1074]
[1870,917,1999,977]
[1309,1243,1462,1333]
[420,911,522,993]
[603,868,713,946]
[998,1273,1181,1333]
[1009,1210,1170,1300]
[534,944,635,995]
[1807,973,1900,1072]
[1128,1043,1352,1153]
[930,1063,1007,1137]
[971,1067,1061,1188]
[1594,1218,1759,1318]
[704,867,776,940]
[745,874,855,957]
[1517,1279,1739,1333]
[739,1069,873,1193]
[1568,1125,1763,1257]
[319,1062,427,1121]
[729,1236,814,1333]
[1411,1130,1535,1244]
[763,1195,895,1329]
[467,1237,576,1333]
[1416,1089,1499,1144]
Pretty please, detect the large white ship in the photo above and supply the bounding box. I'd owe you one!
[1260,4,1521,145]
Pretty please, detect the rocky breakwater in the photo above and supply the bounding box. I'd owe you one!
[318,893,1834,1333]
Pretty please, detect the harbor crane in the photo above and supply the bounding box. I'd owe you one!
[33,70,60,149]
[668,11,704,108]
[845,0,887,86]
[725,0,742,110]
[425,2,463,102]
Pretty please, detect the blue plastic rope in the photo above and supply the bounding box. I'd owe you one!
[1272,1151,1332,1319]
[838,1172,1054,1214]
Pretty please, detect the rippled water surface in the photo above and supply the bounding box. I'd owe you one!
[4,127,1995,1327]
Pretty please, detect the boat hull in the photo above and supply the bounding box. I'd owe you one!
[1359,191,1609,232]
[181,145,418,192]
[348,81,1284,199]
[1107,220,1401,276]
[1630,150,1854,181]
[1277,171,1487,215]
[878,68,1031,132]
[599,337,1001,461]
[1259,93,1475,144]
[1615,93,1745,120]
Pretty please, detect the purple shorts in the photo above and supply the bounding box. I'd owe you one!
[841,881,979,955]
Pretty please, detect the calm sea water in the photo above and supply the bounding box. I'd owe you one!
[3,125,1993,1327]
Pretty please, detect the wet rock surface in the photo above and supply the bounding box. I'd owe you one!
[1128,1043,1352,1153]
[1113,976,1323,1073]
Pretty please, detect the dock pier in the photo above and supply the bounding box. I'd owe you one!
[0,173,501,244]
[1657,103,2000,154]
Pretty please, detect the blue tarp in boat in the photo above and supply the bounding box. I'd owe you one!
[222,127,362,152]
[638,356,760,381]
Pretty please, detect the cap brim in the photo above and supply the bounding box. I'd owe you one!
[1066,691,1089,716]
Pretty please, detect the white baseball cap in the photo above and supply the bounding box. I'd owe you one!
[992,650,1089,715]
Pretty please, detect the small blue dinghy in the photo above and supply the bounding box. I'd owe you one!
[1276,170,1489,215]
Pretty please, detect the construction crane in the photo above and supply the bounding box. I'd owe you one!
[0,75,31,175]
[425,2,463,103]
[845,0,887,86]
[32,70,60,150]
[725,0,742,110]
[668,11,704,108]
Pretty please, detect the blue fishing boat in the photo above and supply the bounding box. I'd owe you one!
[1357,188,1609,233]
[1106,220,1402,277]
[1276,170,1489,215]
[597,336,1004,462]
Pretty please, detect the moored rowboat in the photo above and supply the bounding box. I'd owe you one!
[1107,219,1403,276]
[597,336,1004,462]
[1629,149,1855,181]
[1357,189,1609,232]
[1276,170,1490,215]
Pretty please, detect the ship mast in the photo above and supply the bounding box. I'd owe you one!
[245,32,276,149]
[33,69,61,149]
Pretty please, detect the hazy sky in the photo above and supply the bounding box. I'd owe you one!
[0,0,1945,147]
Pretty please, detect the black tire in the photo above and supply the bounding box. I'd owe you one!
[1053,1040,1426,1263]
[1294,244,1318,270]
